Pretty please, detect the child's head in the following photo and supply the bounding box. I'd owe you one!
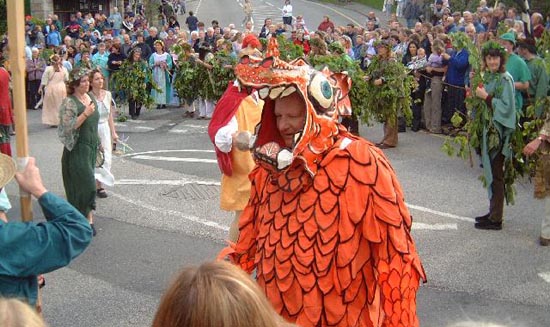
[431,39,445,54]
[417,48,426,58]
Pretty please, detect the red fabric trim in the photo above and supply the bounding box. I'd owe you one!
[208,82,250,176]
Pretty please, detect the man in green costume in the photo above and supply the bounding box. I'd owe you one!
[498,32,531,114]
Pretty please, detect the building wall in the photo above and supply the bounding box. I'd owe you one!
[30,0,54,20]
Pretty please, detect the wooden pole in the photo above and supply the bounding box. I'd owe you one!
[7,0,33,222]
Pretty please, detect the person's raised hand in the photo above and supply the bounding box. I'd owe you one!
[15,157,48,198]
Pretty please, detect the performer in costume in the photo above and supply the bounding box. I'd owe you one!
[208,39,263,243]
[523,106,550,246]
[221,38,426,327]
[473,41,516,231]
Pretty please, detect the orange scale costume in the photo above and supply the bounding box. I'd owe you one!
[220,38,426,327]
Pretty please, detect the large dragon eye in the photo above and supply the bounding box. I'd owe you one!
[308,73,334,111]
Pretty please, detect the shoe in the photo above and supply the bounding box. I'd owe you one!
[376,143,395,149]
[96,188,108,198]
[540,237,550,246]
[90,223,97,237]
[474,220,502,230]
[475,213,490,222]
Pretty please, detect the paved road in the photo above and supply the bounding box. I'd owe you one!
[4,1,550,326]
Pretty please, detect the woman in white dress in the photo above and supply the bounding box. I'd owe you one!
[39,54,68,127]
[89,69,118,198]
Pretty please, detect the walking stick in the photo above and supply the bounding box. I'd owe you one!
[7,0,38,312]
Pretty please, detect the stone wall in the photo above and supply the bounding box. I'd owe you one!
[30,0,54,20]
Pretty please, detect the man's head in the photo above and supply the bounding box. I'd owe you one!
[274,92,306,148]
[149,27,158,37]
[264,18,272,26]
[517,38,537,56]
[498,32,516,53]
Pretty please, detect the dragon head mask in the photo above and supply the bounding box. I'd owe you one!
[235,38,352,176]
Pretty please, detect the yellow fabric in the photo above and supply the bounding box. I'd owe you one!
[220,96,262,211]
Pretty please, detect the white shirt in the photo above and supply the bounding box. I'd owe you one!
[282,4,293,17]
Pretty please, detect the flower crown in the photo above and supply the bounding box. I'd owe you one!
[69,68,90,83]
[481,41,507,58]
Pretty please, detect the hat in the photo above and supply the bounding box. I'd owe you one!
[435,0,443,4]
[499,32,516,45]
[0,153,16,189]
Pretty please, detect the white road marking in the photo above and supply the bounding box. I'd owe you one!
[406,203,475,222]
[120,149,215,158]
[132,155,217,163]
[135,126,155,131]
[116,176,473,224]
[110,191,229,231]
[118,179,221,186]
[538,272,550,283]
[168,129,189,134]
[296,0,362,26]
[412,223,458,230]
[115,123,128,127]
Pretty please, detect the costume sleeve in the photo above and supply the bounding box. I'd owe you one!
[40,66,51,86]
[0,192,92,277]
[491,74,516,130]
[214,116,238,153]
[57,97,80,151]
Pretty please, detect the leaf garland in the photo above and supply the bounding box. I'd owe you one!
[111,59,159,109]
[360,55,414,125]
[210,51,237,99]
[172,57,198,101]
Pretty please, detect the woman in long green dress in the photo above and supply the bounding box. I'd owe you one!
[58,68,100,236]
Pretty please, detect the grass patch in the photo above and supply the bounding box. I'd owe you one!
[355,0,384,11]
[316,0,385,11]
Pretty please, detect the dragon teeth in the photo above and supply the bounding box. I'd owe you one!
[281,86,296,98]
[269,87,285,99]
[258,88,269,99]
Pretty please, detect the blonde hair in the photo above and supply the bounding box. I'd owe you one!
[152,261,286,327]
[0,298,47,327]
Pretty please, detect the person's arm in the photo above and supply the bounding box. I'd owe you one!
[0,158,92,277]
[107,92,118,142]
[214,116,238,153]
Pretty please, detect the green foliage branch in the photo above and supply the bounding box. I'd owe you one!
[111,59,159,110]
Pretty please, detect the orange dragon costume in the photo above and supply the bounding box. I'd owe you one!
[221,39,426,327]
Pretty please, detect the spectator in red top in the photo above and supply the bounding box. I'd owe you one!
[317,15,335,32]
[293,29,310,55]
[532,12,545,39]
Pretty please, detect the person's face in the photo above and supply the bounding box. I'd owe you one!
[150,29,157,37]
[32,50,39,58]
[76,75,90,94]
[324,17,329,22]
[133,52,141,61]
[464,28,475,40]
[485,55,501,73]
[82,53,90,60]
[91,72,104,89]
[99,45,106,53]
[154,43,163,52]
[265,19,272,26]
[417,48,426,58]
[245,21,253,30]
[367,21,375,30]
[377,46,388,56]
[274,92,306,148]
[498,39,513,53]
[409,43,417,53]
[414,22,422,32]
